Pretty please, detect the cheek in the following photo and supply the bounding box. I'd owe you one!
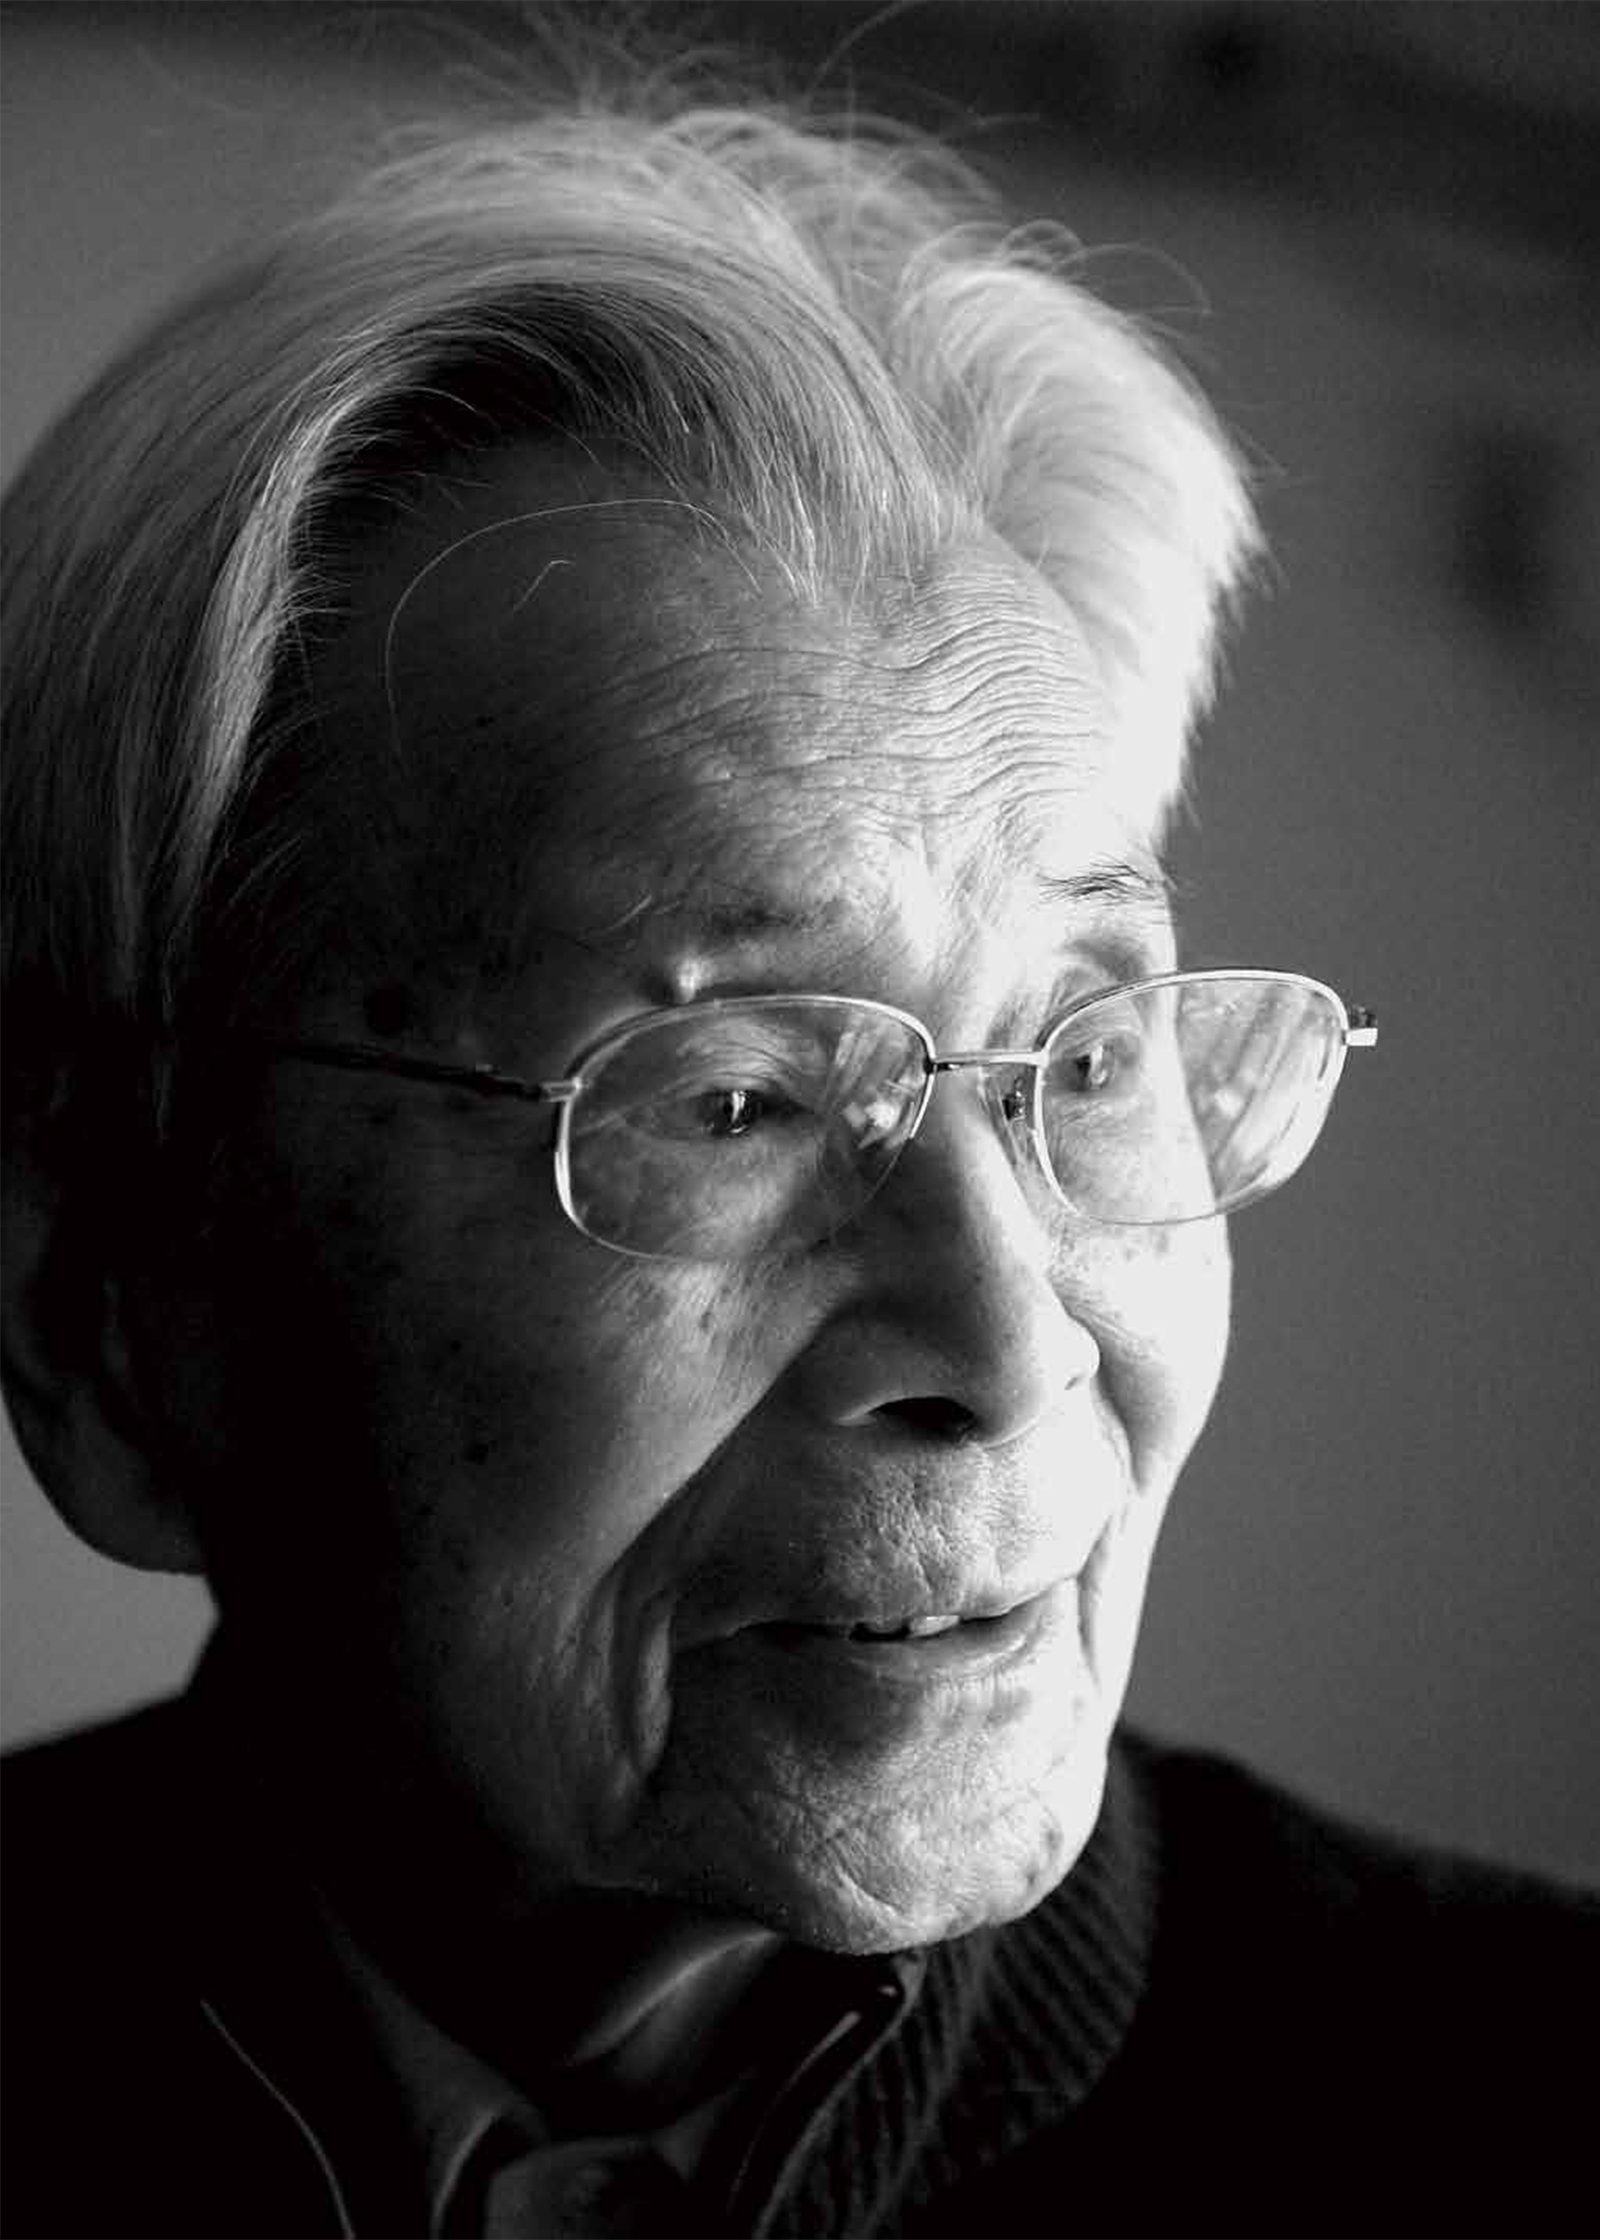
[1067,1229,1229,1719]
[177,1125,809,1846]
[1074,1220,1231,1494]
[189,1106,795,1596]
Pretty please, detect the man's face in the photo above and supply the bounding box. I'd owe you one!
[159,447,1229,1956]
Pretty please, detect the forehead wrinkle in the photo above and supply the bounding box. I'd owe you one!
[335,490,1155,1009]
[535,538,1104,779]
[593,662,1097,856]
[891,621,1101,741]
[492,644,1147,980]
[390,533,1107,854]
[673,623,1110,873]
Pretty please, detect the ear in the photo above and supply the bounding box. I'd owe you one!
[2,1115,206,1574]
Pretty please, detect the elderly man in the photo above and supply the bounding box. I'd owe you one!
[2,82,1594,2240]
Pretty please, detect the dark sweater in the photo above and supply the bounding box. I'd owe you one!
[4,1692,1596,2239]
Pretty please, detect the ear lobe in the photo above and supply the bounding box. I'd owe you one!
[2,1121,206,1575]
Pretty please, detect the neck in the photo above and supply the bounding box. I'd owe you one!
[537,1907,784,2128]
[203,1644,787,2125]
[326,1875,785,2129]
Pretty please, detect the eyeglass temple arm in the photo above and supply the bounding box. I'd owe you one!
[268,1003,1377,1088]
[260,1038,575,1103]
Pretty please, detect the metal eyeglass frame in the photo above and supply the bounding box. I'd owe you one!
[261,968,1378,1258]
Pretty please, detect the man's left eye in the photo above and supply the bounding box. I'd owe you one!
[1069,1039,1118,1093]
[1053,1021,1147,1102]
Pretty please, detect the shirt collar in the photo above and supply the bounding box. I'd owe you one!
[310,1889,930,2234]
[306,1885,548,2233]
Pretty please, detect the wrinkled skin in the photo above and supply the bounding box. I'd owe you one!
[131,446,1229,2063]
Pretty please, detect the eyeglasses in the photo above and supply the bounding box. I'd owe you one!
[266,969,1376,1262]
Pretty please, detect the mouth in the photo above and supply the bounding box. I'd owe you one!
[749,1590,1060,1671]
[780,1612,966,1644]
[680,1574,1095,1753]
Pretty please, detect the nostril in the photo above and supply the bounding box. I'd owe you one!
[878,1395,980,1443]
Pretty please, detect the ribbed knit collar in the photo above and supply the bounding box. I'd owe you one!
[762,1736,1163,2236]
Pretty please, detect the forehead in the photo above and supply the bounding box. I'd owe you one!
[311,443,1168,986]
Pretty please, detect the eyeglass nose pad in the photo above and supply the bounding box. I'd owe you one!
[967,1062,1041,1154]
[977,1065,1055,1200]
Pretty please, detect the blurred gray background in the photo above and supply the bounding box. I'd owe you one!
[3,0,1597,1882]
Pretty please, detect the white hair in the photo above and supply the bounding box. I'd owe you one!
[2,91,1258,1131]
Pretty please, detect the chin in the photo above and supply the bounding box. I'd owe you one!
[665,1739,1113,1956]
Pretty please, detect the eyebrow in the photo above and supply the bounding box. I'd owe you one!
[638,856,1172,945]
[558,849,1177,993]
[647,897,831,942]
[1036,855,1175,912]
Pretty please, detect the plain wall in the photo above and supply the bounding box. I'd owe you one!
[3,2,1597,1884]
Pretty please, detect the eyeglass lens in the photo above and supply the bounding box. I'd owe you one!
[563,1001,930,1259]
[1040,976,1345,1222]
[562,978,1346,1259]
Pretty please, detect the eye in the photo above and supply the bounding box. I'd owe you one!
[693,1085,789,1139]
[1048,1012,1150,1106]
[1064,1036,1120,1094]
[636,1077,811,1146]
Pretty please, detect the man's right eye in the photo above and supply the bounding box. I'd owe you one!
[640,1082,807,1144]
[694,1086,778,1138]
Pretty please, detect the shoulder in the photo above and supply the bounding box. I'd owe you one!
[1115,1722,1600,1965]
[3,1698,197,1947]
[1023,1729,1599,2236]
[874,1739,1597,2237]
[3,1693,191,1802]
[4,1705,206,2115]
[4,1695,190,1884]
[2,1701,346,2238]
[1103,1723,1600,2100]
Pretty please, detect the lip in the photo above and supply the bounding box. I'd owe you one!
[739,1581,1071,1684]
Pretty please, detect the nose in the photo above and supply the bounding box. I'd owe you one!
[794,1070,1100,1447]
